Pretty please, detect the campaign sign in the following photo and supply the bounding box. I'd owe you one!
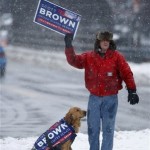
[34,0,81,38]
[33,119,76,150]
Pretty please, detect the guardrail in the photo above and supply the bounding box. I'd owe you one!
[118,46,150,63]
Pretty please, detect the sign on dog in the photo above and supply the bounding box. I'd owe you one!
[33,119,76,150]
[34,0,81,38]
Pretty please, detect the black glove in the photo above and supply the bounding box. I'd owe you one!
[128,89,139,105]
[64,33,73,48]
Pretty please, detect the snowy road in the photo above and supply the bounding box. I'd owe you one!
[0,46,150,138]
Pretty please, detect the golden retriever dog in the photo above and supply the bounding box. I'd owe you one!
[61,107,86,150]
[31,107,86,150]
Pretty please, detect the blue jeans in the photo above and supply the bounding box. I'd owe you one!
[87,94,118,150]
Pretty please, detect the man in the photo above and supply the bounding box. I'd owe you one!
[64,31,139,150]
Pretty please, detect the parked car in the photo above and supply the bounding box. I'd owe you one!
[0,45,6,77]
[0,13,13,46]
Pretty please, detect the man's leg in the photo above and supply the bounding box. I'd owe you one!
[87,94,102,150]
[101,95,118,150]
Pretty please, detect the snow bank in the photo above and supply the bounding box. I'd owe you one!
[0,129,149,150]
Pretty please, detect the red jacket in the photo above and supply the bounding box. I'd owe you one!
[65,47,136,96]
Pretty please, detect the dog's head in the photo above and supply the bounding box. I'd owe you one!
[64,107,86,128]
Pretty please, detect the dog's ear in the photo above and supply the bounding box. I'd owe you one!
[64,112,74,125]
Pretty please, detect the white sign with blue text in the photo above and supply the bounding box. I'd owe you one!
[34,0,81,38]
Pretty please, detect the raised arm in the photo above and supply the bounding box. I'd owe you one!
[64,34,86,69]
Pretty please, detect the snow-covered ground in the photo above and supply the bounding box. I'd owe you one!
[0,46,150,150]
[0,130,150,150]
